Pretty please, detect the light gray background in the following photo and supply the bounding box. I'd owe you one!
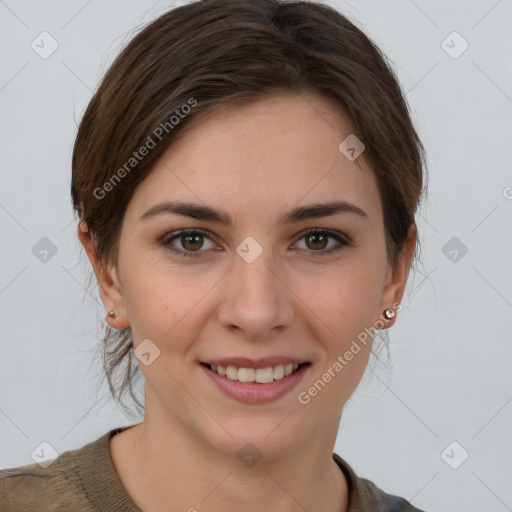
[1,1,511,510]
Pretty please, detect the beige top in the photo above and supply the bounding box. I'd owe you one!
[0,425,424,511]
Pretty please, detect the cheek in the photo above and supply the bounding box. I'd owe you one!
[120,252,219,346]
[294,267,379,411]
[293,255,385,337]
[119,232,386,351]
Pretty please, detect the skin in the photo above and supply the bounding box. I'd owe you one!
[79,92,416,512]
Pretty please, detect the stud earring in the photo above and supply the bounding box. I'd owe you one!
[107,311,116,318]
[383,309,395,320]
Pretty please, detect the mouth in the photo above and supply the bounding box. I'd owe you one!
[199,360,311,404]
[200,362,309,384]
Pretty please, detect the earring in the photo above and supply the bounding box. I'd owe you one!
[107,311,116,318]
[383,308,395,320]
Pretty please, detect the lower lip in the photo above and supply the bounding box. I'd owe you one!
[200,363,310,404]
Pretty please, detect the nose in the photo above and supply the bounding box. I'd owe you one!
[216,248,295,340]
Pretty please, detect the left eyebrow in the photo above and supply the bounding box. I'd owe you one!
[280,200,368,224]
[138,200,369,227]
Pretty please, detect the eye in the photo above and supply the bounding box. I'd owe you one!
[160,227,350,259]
[293,228,350,256]
[160,229,217,258]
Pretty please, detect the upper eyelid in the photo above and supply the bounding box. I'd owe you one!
[162,227,218,244]
[162,227,349,250]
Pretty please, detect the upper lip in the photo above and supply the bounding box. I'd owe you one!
[202,357,309,369]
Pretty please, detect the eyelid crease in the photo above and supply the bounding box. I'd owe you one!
[159,227,351,258]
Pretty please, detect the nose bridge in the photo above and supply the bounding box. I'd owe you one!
[217,240,293,337]
[235,247,278,297]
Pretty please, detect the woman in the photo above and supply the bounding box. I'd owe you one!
[0,0,427,510]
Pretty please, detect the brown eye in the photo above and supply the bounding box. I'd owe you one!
[294,229,349,256]
[180,233,204,251]
[161,229,217,258]
[304,232,329,251]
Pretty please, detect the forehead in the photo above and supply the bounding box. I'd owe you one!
[126,93,381,225]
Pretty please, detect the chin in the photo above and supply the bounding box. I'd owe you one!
[195,413,316,463]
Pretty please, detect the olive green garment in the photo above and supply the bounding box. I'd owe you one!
[0,425,425,511]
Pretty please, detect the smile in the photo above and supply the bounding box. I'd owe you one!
[200,361,311,404]
[202,363,305,383]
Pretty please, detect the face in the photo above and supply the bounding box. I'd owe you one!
[81,92,414,459]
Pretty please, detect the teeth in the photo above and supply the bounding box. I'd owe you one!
[273,364,284,379]
[226,365,238,380]
[238,368,255,382]
[255,367,274,384]
[209,363,303,383]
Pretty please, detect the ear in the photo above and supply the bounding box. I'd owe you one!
[77,220,130,330]
[377,223,417,328]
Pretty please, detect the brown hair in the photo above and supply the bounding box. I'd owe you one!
[71,0,427,415]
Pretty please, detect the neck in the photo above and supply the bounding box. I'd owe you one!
[111,404,349,512]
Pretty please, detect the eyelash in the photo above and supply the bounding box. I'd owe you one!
[160,228,350,258]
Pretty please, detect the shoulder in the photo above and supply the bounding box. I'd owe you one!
[356,476,425,511]
[0,459,71,511]
[0,430,113,512]
[333,453,426,512]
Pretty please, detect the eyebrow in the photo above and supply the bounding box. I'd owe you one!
[139,200,368,227]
